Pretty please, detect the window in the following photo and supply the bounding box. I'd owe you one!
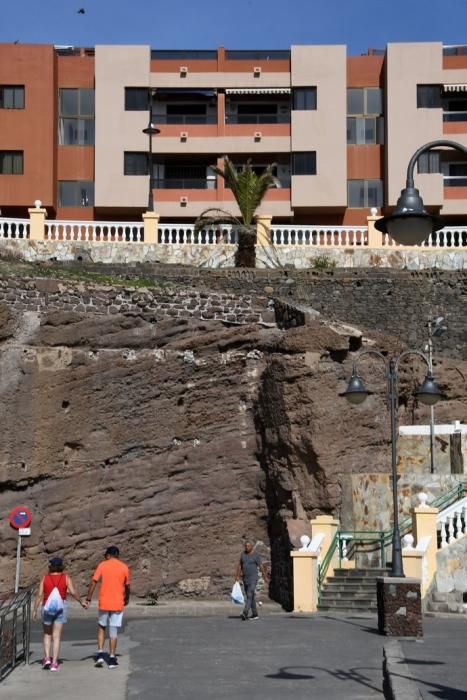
[347,87,384,144]
[125,88,149,111]
[59,88,95,145]
[347,88,382,116]
[58,181,94,207]
[292,88,317,110]
[124,152,148,176]
[417,85,441,109]
[348,179,383,208]
[0,151,23,174]
[417,151,441,174]
[292,152,316,175]
[347,117,384,144]
[0,85,24,109]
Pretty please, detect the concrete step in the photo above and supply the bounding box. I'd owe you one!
[426,600,467,614]
[318,601,378,611]
[324,583,377,593]
[325,577,382,587]
[332,568,389,578]
[320,591,377,601]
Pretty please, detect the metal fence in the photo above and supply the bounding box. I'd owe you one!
[0,587,33,682]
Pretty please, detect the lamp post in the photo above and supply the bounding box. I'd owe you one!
[375,139,467,245]
[426,316,447,474]
[340,349,442,577]
[142,121,160,212]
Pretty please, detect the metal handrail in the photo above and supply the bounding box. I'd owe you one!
[0,586,33,681]
[317,531,339,595]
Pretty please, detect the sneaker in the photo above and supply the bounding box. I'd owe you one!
[94,652,105,668]
[108,656,119,669]
[251,615,259,620]
[42,657,52,670]
[50,662,59,672]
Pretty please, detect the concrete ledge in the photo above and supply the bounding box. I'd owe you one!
[383,639,423,699]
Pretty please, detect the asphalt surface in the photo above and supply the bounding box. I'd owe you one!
[400,616,467,699]
[1,606,386,700]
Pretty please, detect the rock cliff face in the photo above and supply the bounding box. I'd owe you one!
[0,284,465,607]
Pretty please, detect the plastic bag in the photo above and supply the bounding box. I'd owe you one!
[43,586,64,615]
[230,581,244,605]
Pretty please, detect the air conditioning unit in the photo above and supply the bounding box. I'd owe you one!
[253,66,261,77]
[180,66,188,76]
[180,196,188,206]
[180,131,188,141]
[254,131,262,141]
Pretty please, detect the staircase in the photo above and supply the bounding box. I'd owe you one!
[318,568,389,613]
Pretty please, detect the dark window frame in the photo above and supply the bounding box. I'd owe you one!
[125,87,149,111]
[58,180,95,207]
[417,84,442,109]
[347,87,383,116]
[291,152,317,176]
[124,152,148,176]
[58,88,95,145]
[292,87,317,111]
[0,150,24,175]
[347,179,384,208]
[0,85,25,109]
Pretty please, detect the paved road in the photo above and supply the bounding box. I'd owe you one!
[400,616,467,699]
[127,613,385,699]
[1,609,385,700]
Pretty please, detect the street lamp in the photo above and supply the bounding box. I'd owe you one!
[426,316,447,474]
[142,121,160,212]
[375,139,467,245]
[340,350,443,577]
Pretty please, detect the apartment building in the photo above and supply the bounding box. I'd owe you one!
[1,42,467,224]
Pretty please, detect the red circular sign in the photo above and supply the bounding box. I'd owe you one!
[9,507,32,530]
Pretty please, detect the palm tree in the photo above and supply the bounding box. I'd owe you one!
[194,157,279,268]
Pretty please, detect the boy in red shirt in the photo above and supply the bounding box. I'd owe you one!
[84,546,130,668]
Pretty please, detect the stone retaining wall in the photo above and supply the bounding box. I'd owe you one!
[0,277,266,324]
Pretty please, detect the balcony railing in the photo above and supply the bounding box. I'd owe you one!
[443,111,467,122]
[443,175,467,187]
[153,178,216,189]
[226,114,290,125]
[153,114,217,125]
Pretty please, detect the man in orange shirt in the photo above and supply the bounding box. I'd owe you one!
[84,546,130,669]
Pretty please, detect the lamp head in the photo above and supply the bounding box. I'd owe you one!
[415,372,443,406]
[339,373,372,405]
[374,187,444,245]
[143,123,160,136]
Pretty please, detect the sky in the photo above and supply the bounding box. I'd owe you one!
[1,0,467,53]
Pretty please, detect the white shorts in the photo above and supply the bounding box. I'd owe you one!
[98,610,123,628]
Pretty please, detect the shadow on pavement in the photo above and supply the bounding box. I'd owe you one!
[265,665,384,695]
[391,671,466,700]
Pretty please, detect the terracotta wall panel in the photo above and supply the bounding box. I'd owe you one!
[347,145,383,179]
[57,56,95,87]
[57,146,94,180]
[0,44,55,207]
[347,56,384,87]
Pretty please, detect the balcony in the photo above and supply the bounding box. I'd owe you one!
[226,113,290,124]
[153,114,217,125]
[153,178,215,189]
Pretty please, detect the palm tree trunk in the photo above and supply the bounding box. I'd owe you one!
[234,226,256,268]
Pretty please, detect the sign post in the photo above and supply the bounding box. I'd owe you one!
[9,507,32,593]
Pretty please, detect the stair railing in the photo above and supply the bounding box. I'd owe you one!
[317,531,339,601]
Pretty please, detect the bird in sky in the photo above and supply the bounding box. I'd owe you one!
[77,8,86,14]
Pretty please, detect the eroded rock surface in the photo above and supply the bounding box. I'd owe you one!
[0,295,465,607]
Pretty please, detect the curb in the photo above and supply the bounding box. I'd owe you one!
[383,639,423,700]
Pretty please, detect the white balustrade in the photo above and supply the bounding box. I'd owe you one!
[456,509,463,539]
[44,221,144,243]
[158,225,237,245]
[270,226,368,247]
[0,218,29,239]
[448,515,456,544]
[440,519,448,548]
[383,226,467,248]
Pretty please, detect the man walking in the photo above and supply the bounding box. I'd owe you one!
[84,546,130,668]
[235,539,269,621]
